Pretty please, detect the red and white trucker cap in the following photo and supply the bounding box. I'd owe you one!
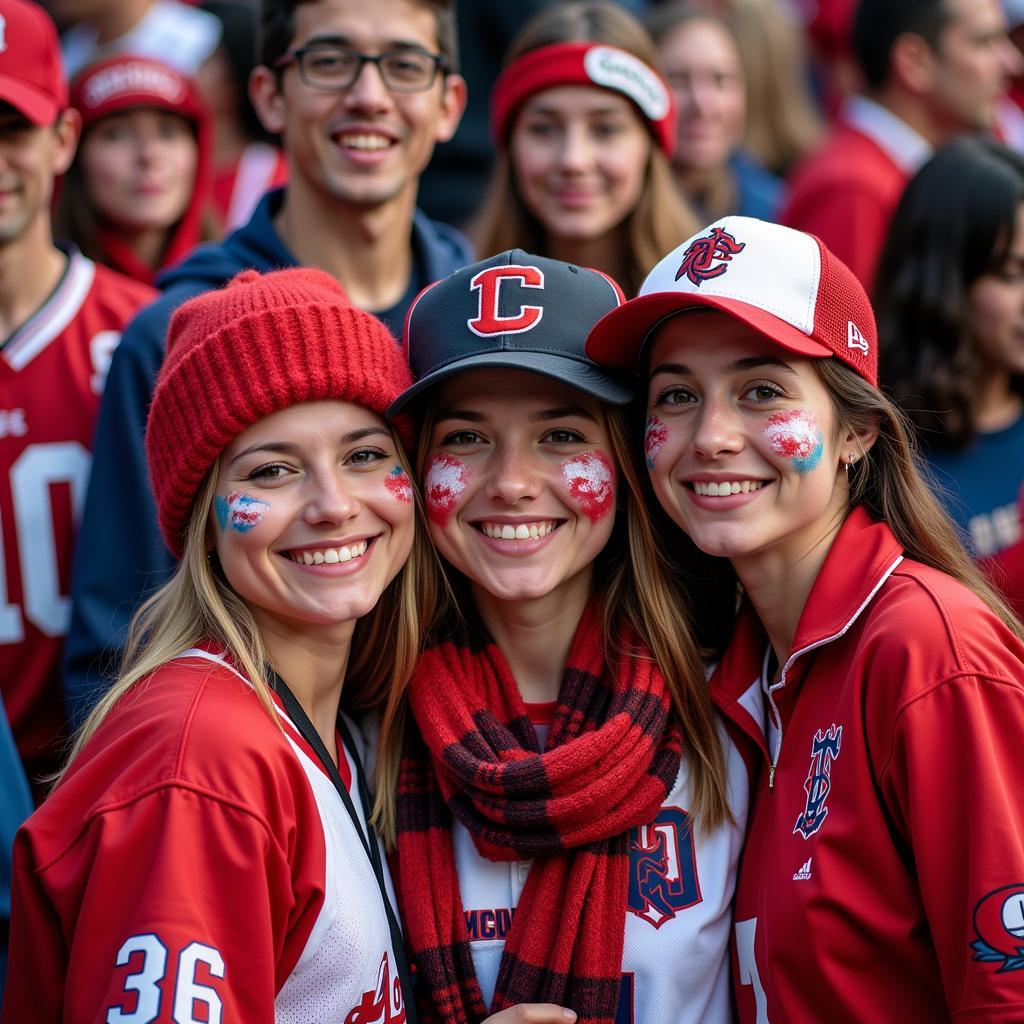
[586,216,878,386]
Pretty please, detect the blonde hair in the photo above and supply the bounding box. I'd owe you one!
[725,0,822,175]
[471,0,699,296]
[413,394,732,829]
[64,431,435,844]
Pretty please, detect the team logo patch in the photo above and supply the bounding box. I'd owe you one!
[675,227,746,287]
[971,885,1024,972]
[793,724,842,839]
[627,807,701,928]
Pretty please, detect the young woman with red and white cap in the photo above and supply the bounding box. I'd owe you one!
[55,55,215,285]
[586,216,1024,1022]
[2,268,566,1024]
[387,250,751,1024]
[474,1,698,296]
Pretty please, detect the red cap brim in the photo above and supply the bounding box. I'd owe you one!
[586,291,833,370]
[0,76,60,125]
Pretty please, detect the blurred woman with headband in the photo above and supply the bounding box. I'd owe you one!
[473,1,699,296]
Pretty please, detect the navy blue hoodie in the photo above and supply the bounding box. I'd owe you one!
[64,190,472,720]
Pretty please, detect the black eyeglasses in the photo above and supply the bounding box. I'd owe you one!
[274,46,447,93]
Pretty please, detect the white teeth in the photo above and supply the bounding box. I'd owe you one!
[340,133,390,150]
[479,521,556,539]
[291,541,369,564]
[693,480,764,496]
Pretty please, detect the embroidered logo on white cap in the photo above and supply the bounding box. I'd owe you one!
[583,46,671,121]
[675,227,746,287]
[847,321,868,355]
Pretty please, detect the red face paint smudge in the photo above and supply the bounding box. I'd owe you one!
[384,465,413,503]
[763,410,824,473]
[645,416,667,469]
[424,454,467,525]
[561,450,615,522]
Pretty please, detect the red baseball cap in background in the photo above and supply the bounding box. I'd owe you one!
[0,0,67,126]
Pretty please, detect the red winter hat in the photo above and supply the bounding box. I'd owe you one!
[147,267,414,557]
[586,216,878,385]
[0,0,66,126]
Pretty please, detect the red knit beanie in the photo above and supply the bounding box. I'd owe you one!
[147,267,414,557]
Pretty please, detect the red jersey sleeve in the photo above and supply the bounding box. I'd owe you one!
[3,782,300,1023]
[782,183,889,289]
[878,672,1024,1022]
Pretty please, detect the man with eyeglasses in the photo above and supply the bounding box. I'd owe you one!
[63,0,469,720]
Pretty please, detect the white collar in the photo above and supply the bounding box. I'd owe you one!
[841,95,933,176]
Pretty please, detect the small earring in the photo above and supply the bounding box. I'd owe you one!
[845,453,857,480]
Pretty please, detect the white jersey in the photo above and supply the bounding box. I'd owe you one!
[454,709,749,1023]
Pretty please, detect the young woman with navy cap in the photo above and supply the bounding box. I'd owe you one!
[586,216,1024,1022]
[387,250,751,1024]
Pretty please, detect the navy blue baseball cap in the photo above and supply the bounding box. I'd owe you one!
[387,250,635,416]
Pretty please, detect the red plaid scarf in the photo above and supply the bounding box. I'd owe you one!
[396,598,683,1024]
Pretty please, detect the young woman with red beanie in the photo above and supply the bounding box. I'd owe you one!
[586,216,1024,1022]
[2,268,570,1024]
[55,55,216,285]
[387,250,751,1024]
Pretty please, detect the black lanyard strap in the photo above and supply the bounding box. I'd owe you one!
[272,671,418,1024]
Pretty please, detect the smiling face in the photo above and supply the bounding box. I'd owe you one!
[422,368,618,604]
[209,399,414,640]
[259,0,465,211]
[644,311,857,571]
[80,109,198,231]
[509,84,651,246]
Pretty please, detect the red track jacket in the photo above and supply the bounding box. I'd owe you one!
[712,507,1024,1023]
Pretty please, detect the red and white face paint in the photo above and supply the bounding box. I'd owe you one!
[384,464,414,503]
[560,450,615,522]
[645,416,667,469]
[424,453,468,525]
[763,409,824,473]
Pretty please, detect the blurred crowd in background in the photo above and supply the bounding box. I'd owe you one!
[3,0,1024,996]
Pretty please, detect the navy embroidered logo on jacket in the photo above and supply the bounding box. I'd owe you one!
[971,885,1024,972]
[675,227,746,286]
[627,807,702,928]
[793,724,842,839]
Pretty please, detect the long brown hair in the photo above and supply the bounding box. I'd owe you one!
[818,358,1024,637]
[64,430,436,843]
[471,1,699,296]
[413,393,732,830]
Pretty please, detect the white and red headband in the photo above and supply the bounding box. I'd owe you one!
[491,42,676,156]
